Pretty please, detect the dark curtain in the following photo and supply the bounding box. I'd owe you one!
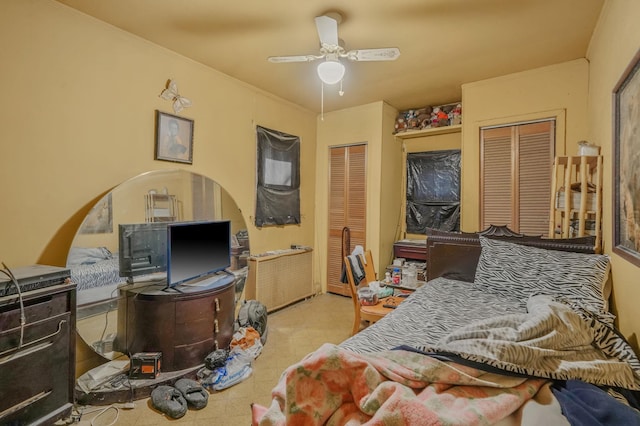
[406,150,461,233]
[255,126,300,227]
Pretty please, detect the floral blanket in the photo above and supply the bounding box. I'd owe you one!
[252,295,640,425]
[252,343,546,425]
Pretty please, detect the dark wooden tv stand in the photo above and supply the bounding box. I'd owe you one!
[115,274,236,372]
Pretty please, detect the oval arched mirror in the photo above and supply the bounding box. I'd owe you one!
[68,170,249,360]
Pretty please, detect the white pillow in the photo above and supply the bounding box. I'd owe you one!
[473,237,613,323]
[67,246,113,266]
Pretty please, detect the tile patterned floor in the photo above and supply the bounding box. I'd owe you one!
[73,293,352,425]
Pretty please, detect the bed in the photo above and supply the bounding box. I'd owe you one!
[252,226,640,425]
[67,246,128,309]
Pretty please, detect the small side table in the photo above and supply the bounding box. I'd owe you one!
[360,295,406,317]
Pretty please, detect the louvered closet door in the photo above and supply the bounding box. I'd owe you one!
[326,145,367,296]
[481,127,513,229]
[481,121,554,235]
[517,122,554,235]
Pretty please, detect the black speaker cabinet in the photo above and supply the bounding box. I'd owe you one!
[0,283,76,425]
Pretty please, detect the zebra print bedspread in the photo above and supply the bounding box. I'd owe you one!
[422,294,640,390]
[340,279,640,390]
[340,277,526,353]
[70,258,127,291]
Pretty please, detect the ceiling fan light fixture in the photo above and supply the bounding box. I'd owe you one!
[317,59,345,85]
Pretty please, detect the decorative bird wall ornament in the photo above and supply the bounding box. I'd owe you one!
[160,79,192,113]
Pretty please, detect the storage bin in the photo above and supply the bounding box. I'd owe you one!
[577,141,600,156]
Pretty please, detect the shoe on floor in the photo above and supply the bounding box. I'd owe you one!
[175,378,209,409]
[150,385,188,419]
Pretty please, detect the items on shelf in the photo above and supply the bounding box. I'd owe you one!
[555,182,597,212]
[385,260,426,289]
[394,102,462,134]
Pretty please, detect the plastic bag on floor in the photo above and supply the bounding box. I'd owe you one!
[236,300,268,344]
[202,347,253,391]
[230,326,263,359]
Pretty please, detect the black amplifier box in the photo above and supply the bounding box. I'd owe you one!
[0,264,71,297]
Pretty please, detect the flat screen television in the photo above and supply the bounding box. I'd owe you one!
[118,222,168,280]
[167,220,231,287]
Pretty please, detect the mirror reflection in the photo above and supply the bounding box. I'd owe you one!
[68,170,249,360]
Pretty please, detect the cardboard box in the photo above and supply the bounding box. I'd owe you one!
[130,352,162,380]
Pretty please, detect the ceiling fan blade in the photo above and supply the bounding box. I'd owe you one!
[347,48,401,61]
[315,15,339,47]
[268,54,321,63]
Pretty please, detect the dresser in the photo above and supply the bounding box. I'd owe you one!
[393,240,427,261]
[116,274,235,371]
[0,283,76,425]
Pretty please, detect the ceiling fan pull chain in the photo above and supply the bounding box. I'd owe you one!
[321,81,325,121]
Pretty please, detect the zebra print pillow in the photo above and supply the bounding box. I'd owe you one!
[473,236,613,323]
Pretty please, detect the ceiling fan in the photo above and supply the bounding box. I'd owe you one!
[268,13,400,86]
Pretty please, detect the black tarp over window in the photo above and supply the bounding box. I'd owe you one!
[406,150,461,233]
[255,126,300,227]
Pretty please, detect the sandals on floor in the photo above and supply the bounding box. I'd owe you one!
[150,385,188,419]
[174,378,209,409]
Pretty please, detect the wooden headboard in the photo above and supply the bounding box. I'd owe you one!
[426,225,597,283]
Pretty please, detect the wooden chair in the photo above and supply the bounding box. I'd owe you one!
[344,250,394,335]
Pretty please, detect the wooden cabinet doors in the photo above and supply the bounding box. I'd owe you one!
[326,144,367,296]
[480,120,554,235]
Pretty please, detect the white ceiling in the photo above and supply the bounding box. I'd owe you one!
[55,0,604,114]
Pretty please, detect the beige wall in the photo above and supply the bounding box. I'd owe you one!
[461,59,590,231]
[587,0,640,348]
[0,0,317,270]
[378,103,405,266]
[314,102,403,290]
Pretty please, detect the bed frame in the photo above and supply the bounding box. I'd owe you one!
[426,225,597,283]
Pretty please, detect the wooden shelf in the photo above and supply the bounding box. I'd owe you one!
[549,155,603,252]
[145,193,180,222]
[394,124,462,140]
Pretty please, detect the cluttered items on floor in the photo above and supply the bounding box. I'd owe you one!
[74,299,269,419]
[197,324,265,391]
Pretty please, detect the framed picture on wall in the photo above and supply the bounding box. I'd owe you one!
[155,110,194,164]
[613,48,640,266]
